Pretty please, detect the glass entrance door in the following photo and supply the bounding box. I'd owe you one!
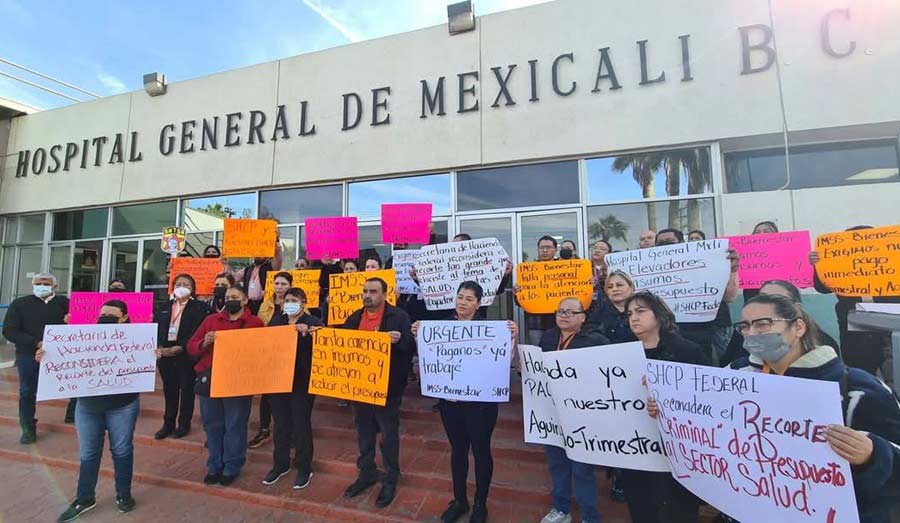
[108,237,169,305]
[72,241,103,292]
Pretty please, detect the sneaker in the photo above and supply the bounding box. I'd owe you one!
[220,473,239,487]
[293,470,313,490]
[57,498,96,523]
[248,428,270,449]
[262,467,290,486]
[203,473,221,485]
[540,508,572,523]
[116,495,136,513]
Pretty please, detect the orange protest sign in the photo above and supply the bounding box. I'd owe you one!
[815,225,900,297]
[264,269,321,307]
[169,257,224,295]
[515,259,594,313]
[309,328,391,406]
[328,269,397,325]
[210,325,298,397]
[223,219,277,258]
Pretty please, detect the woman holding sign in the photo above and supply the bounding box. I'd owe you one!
[625,291,707,523]
[187,284,265,487]
[411,281,518,523]
[727,294,900,522]
[262,287,324,490]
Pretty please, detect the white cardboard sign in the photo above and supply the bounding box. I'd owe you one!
[392,249,421,295]
[415,238,508,310]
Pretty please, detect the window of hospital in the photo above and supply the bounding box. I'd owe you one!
[456,161,579,211]
[724,140,900,193]
[260,185,343,224]
[586,147,712,204]
[19,214,46,243]
[586,198,716,252]
[52,208,109,241]
[181,193,256,232]
[348,174,451,220]
[112,201,177,236]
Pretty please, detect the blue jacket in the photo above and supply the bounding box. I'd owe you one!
[732,346,900,523]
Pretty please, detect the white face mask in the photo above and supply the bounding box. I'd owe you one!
[283,302,302,316]
[33,284,52,298]
[173,286,192,300]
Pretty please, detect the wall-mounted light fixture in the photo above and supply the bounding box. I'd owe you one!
[447,1,475,35]
[143,72,167,96]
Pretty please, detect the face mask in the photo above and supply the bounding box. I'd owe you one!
[98,315,120,324]
[656,240,677,246]
[33,284,52,298]
[214,286,227,298]
[743,333,791,363]
[204,252,219,259]
[225,300,243,314]
[559,248,574,260]
[173,286,192,300]
[109,287,127,293]
[283,302,302,316]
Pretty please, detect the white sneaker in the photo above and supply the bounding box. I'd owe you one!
[540,508,572,523]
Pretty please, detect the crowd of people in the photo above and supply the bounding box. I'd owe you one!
[5,219,900,523]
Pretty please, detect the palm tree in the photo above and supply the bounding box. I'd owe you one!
[612,153,664,230]
[589,214,629,244]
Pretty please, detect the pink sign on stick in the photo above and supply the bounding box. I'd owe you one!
[305,216,359,260]
[723,231,814,289]
[69,292,155,324]
[381,203,432,244]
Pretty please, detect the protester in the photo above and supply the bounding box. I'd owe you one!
[341,277,413,508]
[294,256,310,269]
[240,233,284,314]
[208,272,235,314]
[559,240,577,260]
[342,259,360,273]
[108,278,128,292]
[411,281,518,523]
[639,230,656,249]
[687,230,705,241]
[751,221,778,234]
[364,256,382,271]
[262,288,324,489]
[3,272,69,444]
[589,239,613,307]
[588,270,637,345]
[187,284,265,486]
[203,245,222,259]
[727,294,900,522]
[517,235,559,345]
[154,274,209,440]
[626,291,707,522]
[43,300,140,521]
[538,296,608,523]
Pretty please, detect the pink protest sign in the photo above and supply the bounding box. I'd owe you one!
[381,203,432,244]
[69,292,155,324]
[724,231,814,289]
[305,216,359,260]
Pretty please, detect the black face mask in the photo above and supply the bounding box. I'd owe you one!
[225,300,243,314]
[98,316,120,324]
[204,253,220,259]
[213,286,227,298]
[559,248,574,260]
[656,240,678,246]
[108,287,127,293]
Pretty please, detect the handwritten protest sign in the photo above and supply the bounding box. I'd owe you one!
[391,249,420,295]
[415,237,509,310]
[725,231,814,289]
[210,325,297,397]
[519,343,670,471]
[222,219,277,258]
[327,269,397,325]
[646,360,858,523]
[381,203,432,244]
[605,239,730,323]
[263,269,321,307]
[305,216,359,260]
[515,259,594,313]
[417,321,512,402]
[36,324,158,401]
[815,225,900,297]
[169,257,223,295]
[69,292,154,324]
[310,328,392,406]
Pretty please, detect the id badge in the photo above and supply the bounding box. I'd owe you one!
[168,324,178,341]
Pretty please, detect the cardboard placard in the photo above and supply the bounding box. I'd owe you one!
[263,269,322,308]
[37,324,158,401]
[381,203,432,244]
[327,269,397,325]
[305,216,359,260]
[169,257,224,295]
[309,328,392,406]
[415,238,509,310]
[815,225,900,297]
[161,226,186,255]
[391,249,420,295]
[515,259,594,314]
[69,292,154,324]
[222,219,277,258]
[724,231,814,290]
[210,325,298,397]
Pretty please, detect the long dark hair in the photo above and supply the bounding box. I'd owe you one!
[744,294,820,353]
[624,291,679,336]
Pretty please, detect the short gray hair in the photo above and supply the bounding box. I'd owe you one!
[32,272,58,286]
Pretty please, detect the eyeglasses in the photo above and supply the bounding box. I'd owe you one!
[733,318,793,336]
[555,309,585,318]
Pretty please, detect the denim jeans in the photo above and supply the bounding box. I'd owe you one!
[199,395,252,476]
[15,353,40,430]
[544,445,600,523]
[75,398,140,500]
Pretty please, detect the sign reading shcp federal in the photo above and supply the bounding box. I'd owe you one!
[14,9,858,179]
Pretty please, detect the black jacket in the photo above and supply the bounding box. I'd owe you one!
[644,331,709,366]
[343,303,414,402]
[587,300,637,345]
[154,299,210,357]
[3,294,69,356]
[538,325,610,353]
[268,312,325,392]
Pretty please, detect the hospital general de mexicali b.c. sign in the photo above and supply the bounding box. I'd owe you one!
[13,10,858,179]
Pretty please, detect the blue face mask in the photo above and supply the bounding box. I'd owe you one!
[33,284,52,298]
[283,302,302,316]
[743,333,791,363]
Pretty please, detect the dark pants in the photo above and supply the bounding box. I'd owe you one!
[544,445,600,523]
[439,401,498,506]
[620,469,700,523]
[75,398,140,500]
[15,353,39,430]
[270,392,315,472]
[258,394,272,430]
[66,399,78,420]
[199,395,252,476]
[158,356,196,428]
[354,399,401,485]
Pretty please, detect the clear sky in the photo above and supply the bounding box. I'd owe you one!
[0,0,550,111]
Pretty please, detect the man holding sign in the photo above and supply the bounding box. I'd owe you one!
[340,277,413,509]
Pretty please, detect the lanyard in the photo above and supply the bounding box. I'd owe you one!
[558,332,576,351]
[761,363,786,376]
